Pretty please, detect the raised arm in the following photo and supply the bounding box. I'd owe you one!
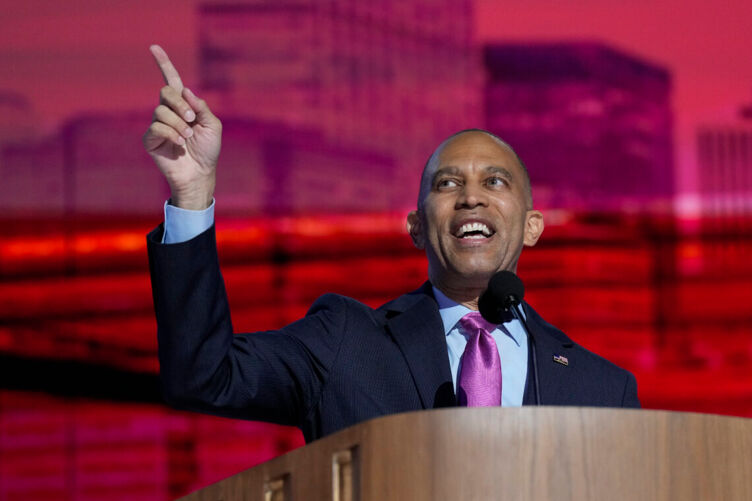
[143,46,337,431]
[142,45,222,210]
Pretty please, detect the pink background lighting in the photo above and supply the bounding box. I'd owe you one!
[1,1,751,499]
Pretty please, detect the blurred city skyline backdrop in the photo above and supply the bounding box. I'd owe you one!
[1,0,752,214]
[1,1,752,500]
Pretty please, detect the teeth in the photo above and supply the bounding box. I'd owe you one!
[458,222,492,237]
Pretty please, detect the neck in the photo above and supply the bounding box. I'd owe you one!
[430,265,519,310]
[431,279,484,310]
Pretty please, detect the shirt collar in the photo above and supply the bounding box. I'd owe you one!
[432,285,526,346]
[433,286,472,335]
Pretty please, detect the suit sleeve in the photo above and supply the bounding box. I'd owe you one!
[147,224,347,427]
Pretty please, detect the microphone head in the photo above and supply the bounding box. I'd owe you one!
[478,271,525,324]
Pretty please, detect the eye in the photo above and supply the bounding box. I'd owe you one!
[486,176,508,187]
[436,178,459,189]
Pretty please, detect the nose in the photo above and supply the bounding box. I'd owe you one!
[456,182,488,209]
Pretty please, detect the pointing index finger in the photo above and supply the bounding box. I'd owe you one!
[149,44,184,91]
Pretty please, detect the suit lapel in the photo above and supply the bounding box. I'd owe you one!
[384,285,456,409]
[383,290,579,408]
[522,302,575,406]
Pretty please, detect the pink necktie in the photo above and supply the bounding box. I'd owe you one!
[457,312,502,407]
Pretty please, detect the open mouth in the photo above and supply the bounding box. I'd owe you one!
[454,221,495,239]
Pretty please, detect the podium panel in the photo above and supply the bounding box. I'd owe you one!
[181,407,752,501]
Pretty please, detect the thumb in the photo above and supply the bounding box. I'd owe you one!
[182,87,219,127]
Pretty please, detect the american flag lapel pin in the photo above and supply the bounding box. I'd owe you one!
[553,354,569,366]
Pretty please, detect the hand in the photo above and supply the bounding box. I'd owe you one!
[142,45,222,210]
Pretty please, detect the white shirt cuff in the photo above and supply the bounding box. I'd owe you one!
[162,199,215,244]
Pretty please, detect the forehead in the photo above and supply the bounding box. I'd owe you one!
[435,132,520,171]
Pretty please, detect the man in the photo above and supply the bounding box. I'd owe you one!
[144,46,639,443]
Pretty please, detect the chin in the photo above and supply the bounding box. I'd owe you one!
[450,264,498,285]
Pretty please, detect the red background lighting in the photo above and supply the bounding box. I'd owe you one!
[1,1,752,499]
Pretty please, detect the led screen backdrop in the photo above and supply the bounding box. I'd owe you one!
[1,1,752,499]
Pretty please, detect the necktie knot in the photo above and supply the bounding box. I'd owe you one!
[458,311,496,338]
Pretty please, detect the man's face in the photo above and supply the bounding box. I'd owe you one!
[407,131,544,291]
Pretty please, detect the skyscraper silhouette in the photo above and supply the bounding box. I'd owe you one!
[485,42,673,211]
[198,0,481,208]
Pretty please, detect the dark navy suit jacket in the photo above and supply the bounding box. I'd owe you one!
[148,225,639,443]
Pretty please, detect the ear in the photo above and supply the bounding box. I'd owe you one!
[523,210,544,247]
[406,210,425,249]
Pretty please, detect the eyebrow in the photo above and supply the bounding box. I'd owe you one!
[485,166,514,181]
[431,165,514,185]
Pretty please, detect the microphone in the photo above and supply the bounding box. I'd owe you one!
[478,271,541,405]
[478,271,524,323]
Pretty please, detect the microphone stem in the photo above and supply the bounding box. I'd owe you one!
[510,303,541,406]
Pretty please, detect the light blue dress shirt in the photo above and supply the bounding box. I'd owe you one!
[433,287,528,406]
[162,200,215,244]
[163,200,529,406]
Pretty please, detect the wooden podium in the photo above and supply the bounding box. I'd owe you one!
[181,407,752,500]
